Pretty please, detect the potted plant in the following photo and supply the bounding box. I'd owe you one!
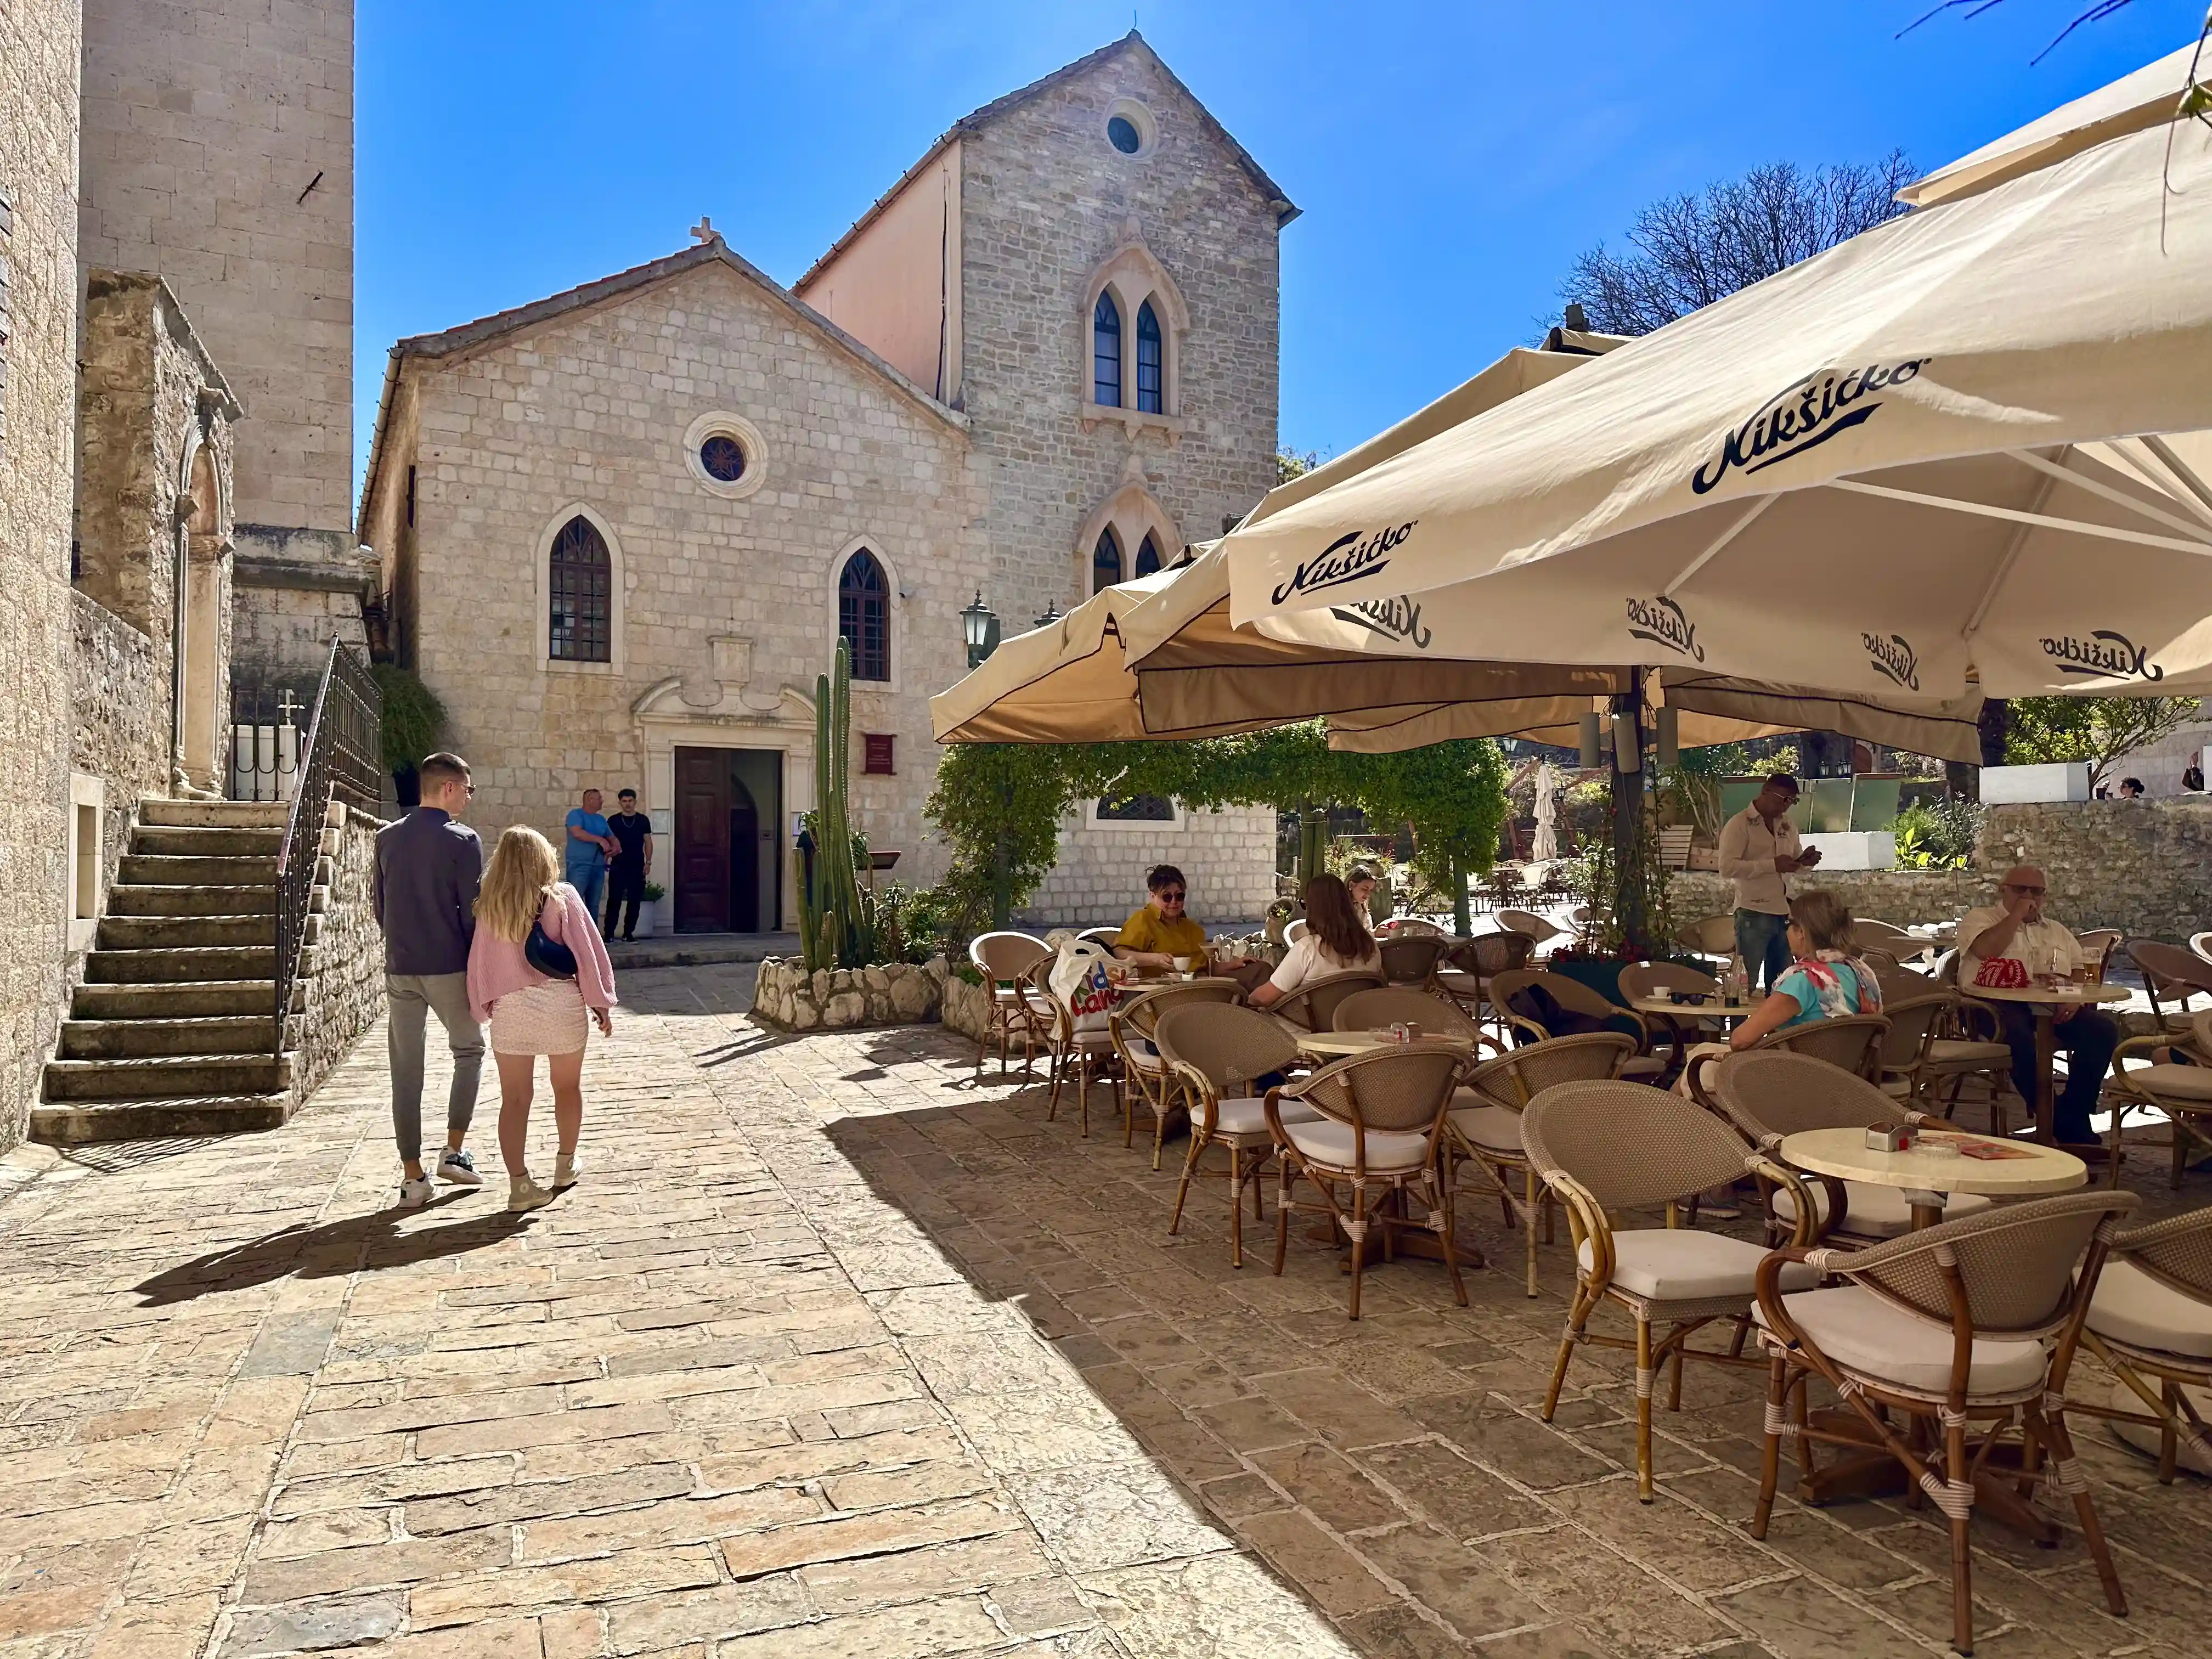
[637,881,667,938]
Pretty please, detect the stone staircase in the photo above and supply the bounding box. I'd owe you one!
[35,798,296,1143]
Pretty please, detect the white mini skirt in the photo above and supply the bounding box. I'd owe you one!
[489,979,589,1057]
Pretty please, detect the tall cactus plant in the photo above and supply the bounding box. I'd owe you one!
[796,638,877,972]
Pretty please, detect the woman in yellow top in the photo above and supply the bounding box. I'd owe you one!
[1114,865,1211,967]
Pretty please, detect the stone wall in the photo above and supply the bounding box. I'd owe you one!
[0,0,84,1152]
[751,956,949,1031]
[1025,803,1276,926]
[79,0,354,543]
[69,589,167,946]
[287,802,386,1109]
[1667,798,2212,944]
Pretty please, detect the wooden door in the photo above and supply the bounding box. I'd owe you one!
[673,748,729,933]
[729,794,759,933]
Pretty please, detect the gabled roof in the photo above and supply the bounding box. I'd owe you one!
[797,31,1298,293]
[357,238,966,536]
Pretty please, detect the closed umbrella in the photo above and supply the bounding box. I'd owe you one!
[1532,760,1559,863]
[1220,117,2212,703]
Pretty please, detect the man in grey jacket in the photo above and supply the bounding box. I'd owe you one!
[373,752,486,1208]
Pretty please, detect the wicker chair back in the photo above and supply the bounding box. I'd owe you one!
[1521,1080,1754,1211]
[1760,1014,1888,1079]
[1378,934,1449,985]
[1289,1046,1462,1135]
[1618,962,1719,1003]
[972,931,1049,983]
[1709,1049,1900,1148]
[1120,979,1242,1042]
[1333,986,1477,1039]
[1831,1192,2138,1336]
[1464,1032,1635,1108]
[1154,1003,1299,1095]
[2111,1201,2212,1303]
[1274,968,1389,1032]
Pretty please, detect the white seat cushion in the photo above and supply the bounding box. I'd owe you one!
[1124,1039,1164,1074]
[1576,1229,1816,1302]
[1282,1118,1433,1172]
[1927,1039,2012,1067]
[1446,1101,1524,1154]
[1202,1096,1322,1137]
[1773,1180,1992,1241]
[2089,1257,2212,1358]
[2122,1063,2212,1102]
[1753,1285,2048,1396]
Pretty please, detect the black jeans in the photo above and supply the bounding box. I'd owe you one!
[603,862,646,939]
[1996,1003,2119,1144]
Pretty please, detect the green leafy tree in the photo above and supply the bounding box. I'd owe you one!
[2005,696,2202,791]
[368,664,445,798]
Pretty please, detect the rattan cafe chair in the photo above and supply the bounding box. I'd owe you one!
[1617,961,1722,1080]
[1449,1033,1637,1297]
[1489,968,1666,1081]
[1265,1045,1468,1319]
[1675,913,1740,965]
[1853,917,1931,963]
[1438,930,1533,1031]
[1521,1080,1819,1500]
[1751,1191,2139,1656]
[2128,939,2212,1035]
[1709,1049,1990,1248]
[1921,952,2024,1135]
[1269,967,1387,1034]
[1156,1003,1319,1268]
[1111,979,1245,1167]
[2107,1006,2212,1188]
[1682,1014,1891,1114]
[1874,992,1952,1110]
[1029,956,1119,1138]
[2057,1200,2212,1483]
[1497,907,1566,950]
[2075,928,2123,982]
[968,930,1051,1080]
[1377,933,1451,988]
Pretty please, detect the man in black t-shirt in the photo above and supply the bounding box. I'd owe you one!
[603,788,654,940]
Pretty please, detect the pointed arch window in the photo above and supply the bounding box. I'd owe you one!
[1093,527,1123,594]
[1135,302,1164,414]
[1134,532,1163,578]
[838,548,890,681]
[548,515,612,662]
[1093,292,1122,408]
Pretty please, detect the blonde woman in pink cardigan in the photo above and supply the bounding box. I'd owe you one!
[468,826,618,1210]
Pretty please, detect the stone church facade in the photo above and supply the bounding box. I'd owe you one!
[360,33,1290,932]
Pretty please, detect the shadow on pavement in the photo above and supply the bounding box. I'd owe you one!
[133,1192,539,1306]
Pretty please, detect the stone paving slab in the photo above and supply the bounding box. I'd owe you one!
[1,962,2209,1657]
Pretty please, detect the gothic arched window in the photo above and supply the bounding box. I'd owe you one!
[1135,301,1164,414]
[1093,527,1122,594]
[1134,532,1163,578]
[838,549,890,681]
[548,515,611,662]
[1093,292,1122,408]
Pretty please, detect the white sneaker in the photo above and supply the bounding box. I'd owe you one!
[551,1153,581,1190]
[507,1176,555,1212]
[436,1148,483,1187]
[396,1174,434,1210]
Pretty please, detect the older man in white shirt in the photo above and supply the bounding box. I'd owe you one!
[1717,774,1821,991]
[1957,865,2118,1146]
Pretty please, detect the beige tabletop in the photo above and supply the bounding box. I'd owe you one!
[1296,1030,1477,1058]
[1963,981,2131,1008]
[1624,994,1758,1018]
[1778,1126,2087,1198]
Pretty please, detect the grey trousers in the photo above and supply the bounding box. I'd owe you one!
[387,972,484,1165]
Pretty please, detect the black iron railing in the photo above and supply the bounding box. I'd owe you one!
[273,638,382,1040]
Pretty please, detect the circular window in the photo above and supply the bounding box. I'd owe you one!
[700,433,746,482]
[683,411,768,500]
[1104,99,1156,157]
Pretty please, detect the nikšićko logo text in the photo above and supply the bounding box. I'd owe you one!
[1692,360,1929,495]
[2041,630,2164,682]
[1271,522,1417,605]
[1863,632,1920,691]
[1626,595,1703,663]
[1330,594,1432,650]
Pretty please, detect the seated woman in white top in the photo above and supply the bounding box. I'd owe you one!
[1249,873,1380,1010]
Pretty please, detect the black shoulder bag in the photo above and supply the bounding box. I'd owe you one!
[524,892,579,980]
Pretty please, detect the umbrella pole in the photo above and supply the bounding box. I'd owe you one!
[1611,673,1655,958]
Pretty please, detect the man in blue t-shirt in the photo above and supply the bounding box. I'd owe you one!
[563,788,614,920]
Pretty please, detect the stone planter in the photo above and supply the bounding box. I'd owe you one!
[752,955,951,1031]
[633,898,662,939]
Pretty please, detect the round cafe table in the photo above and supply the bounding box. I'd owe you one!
[1294,1029,1476,1059]
[1778,1126,2086,1232]
[1962,980,2132,1146]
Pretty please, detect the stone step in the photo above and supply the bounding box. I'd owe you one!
[71,979,276,1019]
[30,1093,293,1145]
[138,798,291,830]
[107,883,278,917]
[42,1052,291,1101]
[96,913,276,951]
[60,1015,279,1059]
[83,945,276,984]
[119,853,278,886]
[132,825,286,858]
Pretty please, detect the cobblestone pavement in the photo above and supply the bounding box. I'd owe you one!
[2,964,2209,1658]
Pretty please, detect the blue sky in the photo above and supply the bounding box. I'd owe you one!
[357,0,2200,494]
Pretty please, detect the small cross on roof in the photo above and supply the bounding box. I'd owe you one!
[690,217,715,244]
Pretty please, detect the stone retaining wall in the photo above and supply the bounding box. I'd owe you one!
[1667,798,2212,942]
[752,956,951,1031]
[287,802,386,1109]
[70,590,169,940]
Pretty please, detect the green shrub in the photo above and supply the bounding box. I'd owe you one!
[1892,797,1980,870]
[369,664,445,778]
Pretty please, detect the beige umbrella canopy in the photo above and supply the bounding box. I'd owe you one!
[1222,116,2212,702]
[1898,38,2210,208]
